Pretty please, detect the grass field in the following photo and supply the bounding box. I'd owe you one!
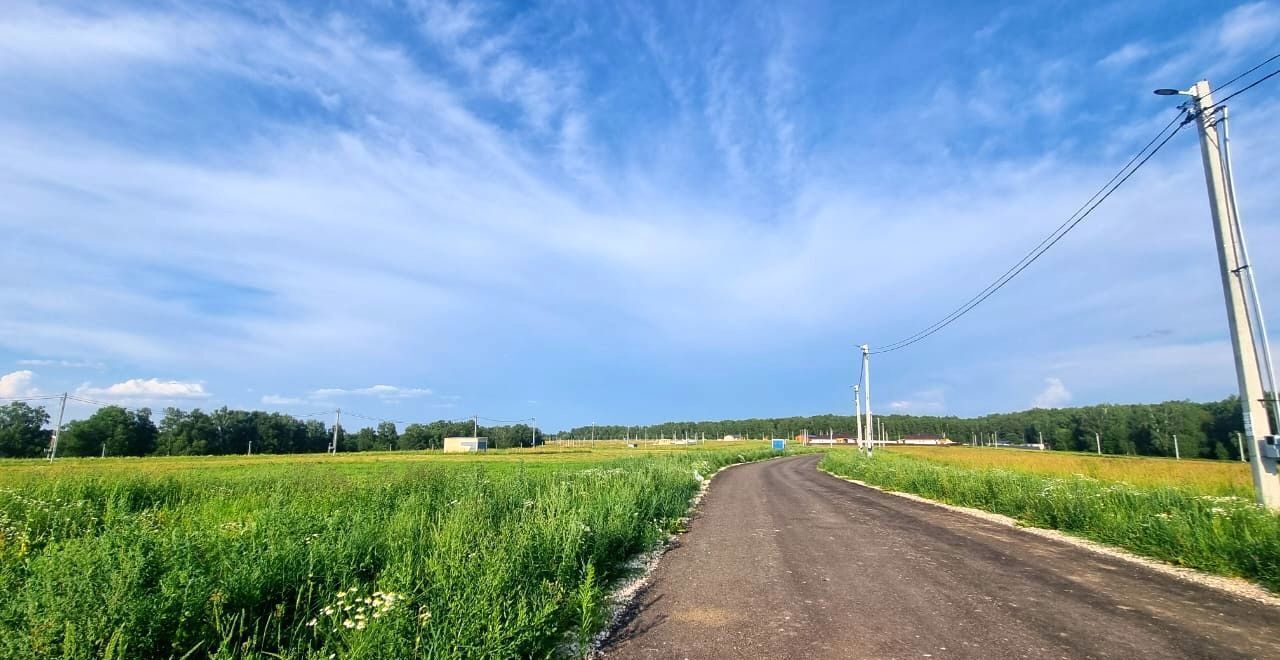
[0,442,778,659]
[884,445,1254,497]
[820,448,1280,592]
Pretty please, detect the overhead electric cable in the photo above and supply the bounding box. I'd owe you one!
[293,410,339,418]
[1208,52,1280,98]
[1205,67,1280,111]
[66,395,136,408]
[871,109,1190,354]
[0,395,64,402]
[342,410,418,425]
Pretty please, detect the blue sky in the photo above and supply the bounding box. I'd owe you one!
[3,0,1279,430]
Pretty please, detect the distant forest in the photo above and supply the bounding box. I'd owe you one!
[559,397,1260,461]
[0,396,1260,460]
[0,403,538,458]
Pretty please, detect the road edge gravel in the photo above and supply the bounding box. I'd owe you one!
[817,465,1280,608]
[584,457,769,657]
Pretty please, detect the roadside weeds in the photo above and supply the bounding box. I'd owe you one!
[818,465,1280,608]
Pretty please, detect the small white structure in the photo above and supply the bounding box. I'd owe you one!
[444,437,488,453]
[899,434,954,446]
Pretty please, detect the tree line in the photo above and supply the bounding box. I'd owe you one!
[0,402,540,458]
[0,397,1259,460]
[559,397,1257,461]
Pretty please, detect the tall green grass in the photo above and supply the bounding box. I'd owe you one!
[0,447,777,659]
[819,450,1280,592]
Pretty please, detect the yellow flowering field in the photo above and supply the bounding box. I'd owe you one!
[885,445,1253,497]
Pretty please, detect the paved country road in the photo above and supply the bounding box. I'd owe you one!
[601,454,1280,659]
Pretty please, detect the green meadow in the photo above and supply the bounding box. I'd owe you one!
[0,443,777,659]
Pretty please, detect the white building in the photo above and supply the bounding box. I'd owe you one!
[444,437,488,453]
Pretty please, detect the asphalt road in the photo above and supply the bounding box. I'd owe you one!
[601,454,1280,659]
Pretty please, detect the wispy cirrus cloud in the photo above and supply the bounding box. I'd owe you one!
[1098,42,1149,68]
[1,1,1278,428]
[310,385,434,400]
[17,359,105,369]
[888,389,947,415]
[258,385,435,408]
[261,394,307,406]
[1217,2,1280,53]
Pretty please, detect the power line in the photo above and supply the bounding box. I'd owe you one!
[872,55,1280,355]
[874,120,1188,353]
[871,109,1191,354]
[340,410,519,428]
[341,410,417,425]
[1206,67,1280,112]
[66,395,143,410]
[292,410,339,419]
[1209,52,1280,98]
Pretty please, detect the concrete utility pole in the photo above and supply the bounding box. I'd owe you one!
[1219,105,1280,434]
[854,384,862,449]
[1183,80,1280,507]
[1038,431,1045,451]
[1173,434,1180,460]
[330,408,341,453]
[473,415,478,439]
[48,392,67,461]
[1095,432,1102,456]
[861,344,872,456]
[591,422,596,449]
[532,417,537,448]
[1239,432,1248,462]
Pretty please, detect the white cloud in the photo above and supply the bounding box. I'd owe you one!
[0,370,39,398]
[309,385,433,400]
[0,6,206,75]
[17,358,104,369]
[77,378,209,400]
[1098,42,1149,68]
[1032,378,1072,408]
[412,0,581,132]
[887,388,946,414]
[1,3,1278,428]
[1217,2,1280,53]
[261,394,307,405]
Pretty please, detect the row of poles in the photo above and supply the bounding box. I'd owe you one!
[967,430,1251,463]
